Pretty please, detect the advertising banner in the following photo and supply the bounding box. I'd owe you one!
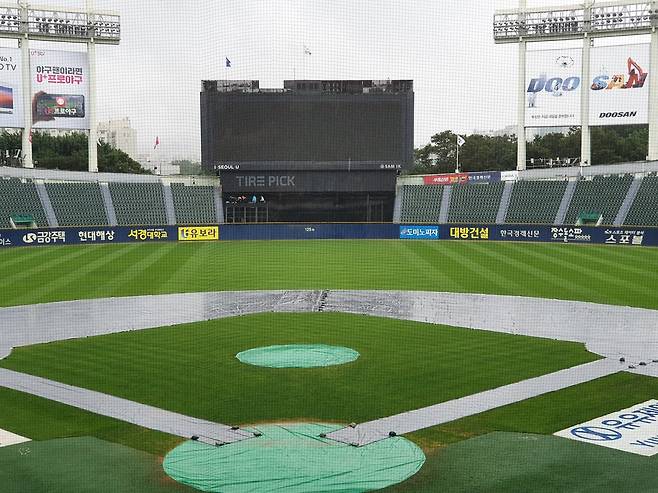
[423,172,499,186]
[399,226,440,239]
[555,400,658,456]
[423,174,468,186]
[0,48,23,128]
[526,48,582,127]
[30,49,89,130]
[178,226,219,241]
[589,44,650,126]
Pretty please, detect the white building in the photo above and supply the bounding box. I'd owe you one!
[97,117,137,159]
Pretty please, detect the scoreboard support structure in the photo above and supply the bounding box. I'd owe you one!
[2,1,120,172]
[495,0,658,170]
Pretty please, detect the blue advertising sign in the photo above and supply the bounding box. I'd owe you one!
[399,225,440,239]
[468,171,501,184]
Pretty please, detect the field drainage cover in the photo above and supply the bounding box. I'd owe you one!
[163,423,425,493]
[236,344,359,368]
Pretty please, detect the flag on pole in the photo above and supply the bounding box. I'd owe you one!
[457,135,466,147]
[225,57,231,68]
[154,136,160,149]
[304,45,311,55]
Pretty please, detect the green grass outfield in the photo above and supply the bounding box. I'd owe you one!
[1,240,658,492]
[1,240,658,308]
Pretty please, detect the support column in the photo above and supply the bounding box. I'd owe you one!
[19,2,32,168]
[517,0,527,171]
[581,36,592,166]
[87,0,98,172]
[648,28,658,160]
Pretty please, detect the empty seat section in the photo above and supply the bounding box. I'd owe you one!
[399,185,443,223]
[170,183,217,224]
[109,182,167,225]
[45,181,108,226]
[624,176,658,226]
[565,175,633,225]
[505,180,567,224]
[0,177,48,228]
[448,182,504,224]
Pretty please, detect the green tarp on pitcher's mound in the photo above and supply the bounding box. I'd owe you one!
[163,423,425,493]
[236,344,359,368]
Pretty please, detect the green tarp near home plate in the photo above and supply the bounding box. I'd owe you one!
[163,423,425,493]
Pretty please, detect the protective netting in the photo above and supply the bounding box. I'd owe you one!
[163,423,425,493]
[236,344,359,368]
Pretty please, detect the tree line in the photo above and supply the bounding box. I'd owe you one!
[0,131,148,174]
[411,126,649,175]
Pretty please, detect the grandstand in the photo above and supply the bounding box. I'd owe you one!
[564,175,633,226]
[1,162,658,229]
[0,168,221,228]
[505,180,568,225]
[448,182,505,224]
[0,177,48,228]
[624,176,658,226]
[45,182,108,227]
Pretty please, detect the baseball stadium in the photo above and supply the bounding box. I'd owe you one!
[2,1,658,492]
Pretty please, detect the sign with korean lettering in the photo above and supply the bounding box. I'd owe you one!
[178,226,219,241]
[555,400,658,456]
[0,48,23,128]
[449,226,490,241]
[30,49,89,130]
[399,226,439,239]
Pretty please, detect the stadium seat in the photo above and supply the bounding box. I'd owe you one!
[45,182,108,227]
[170,183,217,225]
[448,182,505,224]
[624,176,658,226]
[505,180,568,225]
[108,182,167,226]
[564,175,633,226]
[399,185,443,223]
[0,177,48,228]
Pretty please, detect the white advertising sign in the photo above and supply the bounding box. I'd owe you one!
[0,48,23,128]
[555,399,658,456]
[30,49,89,130]
[526,48,582,127]
[589,43,650,126]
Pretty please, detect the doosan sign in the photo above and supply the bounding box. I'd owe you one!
[555,400,658,456]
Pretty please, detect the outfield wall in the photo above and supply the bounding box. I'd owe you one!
[1,223,657,248]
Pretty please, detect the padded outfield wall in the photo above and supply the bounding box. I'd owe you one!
[0,223,658,248]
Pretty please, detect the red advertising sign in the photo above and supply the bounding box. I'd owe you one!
[423,173,468,185]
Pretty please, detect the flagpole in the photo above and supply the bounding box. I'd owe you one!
[456,136,460,174]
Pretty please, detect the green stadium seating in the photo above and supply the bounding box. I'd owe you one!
[448,182,505,224]
[624,176,658,226]
[505,180,567,225]
[564,175,633,226]
[45,182,108,227]
[109,182,167,226]
[170,183,217,224]
[399,185,443,223]
[0,177,48,228]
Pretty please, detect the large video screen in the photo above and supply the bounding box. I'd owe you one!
[202,95,409,166]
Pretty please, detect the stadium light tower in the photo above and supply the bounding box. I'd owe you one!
[494,0,658,169]
[1,1,120,171]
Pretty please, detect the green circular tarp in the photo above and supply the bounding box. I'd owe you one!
[236,344,359,368]
[163,423,425,493]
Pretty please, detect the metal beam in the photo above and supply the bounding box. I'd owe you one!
[494,1,657,44]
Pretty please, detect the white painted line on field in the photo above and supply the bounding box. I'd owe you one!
[326,358,623,446]
[0,428,30,448]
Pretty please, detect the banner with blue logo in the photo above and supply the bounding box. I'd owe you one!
[399,226,440,240]
[555,400,658,456]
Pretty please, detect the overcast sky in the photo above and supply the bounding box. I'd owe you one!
[10,0,651,162]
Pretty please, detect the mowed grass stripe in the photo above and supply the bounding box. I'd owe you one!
[0,241,657,308]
